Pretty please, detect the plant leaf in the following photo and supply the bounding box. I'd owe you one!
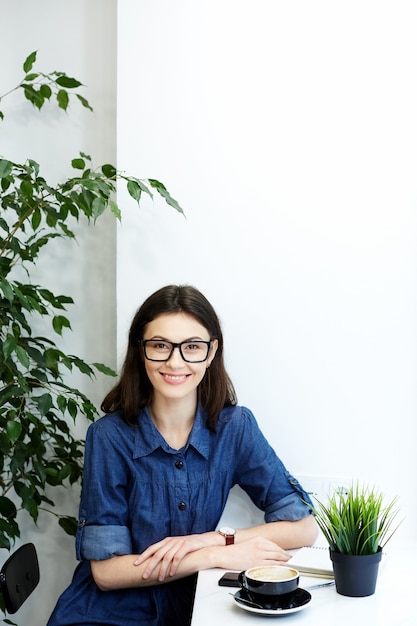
[0,159,13,178]
[101,163,117,178]
[23,51,37,73]
[92,362,117,376]
[58,515,78,536]
[71,158,85,170]
[76,93,93,111]
[23,84,44,109]
[52,315,71,335]
[109,199,121,221]
[32,208,42,230]
[55,76,82,89]
[57,89,69,110]
[0,497,17,520]
[6,421,22,443]
[34,393,53,416]
[148,179,185,215]
[2,334,17,360]
[16,345,30,368]
[127,179,142,203]
[40,84,52,99]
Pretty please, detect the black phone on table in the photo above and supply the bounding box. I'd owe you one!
[218,571,240,587]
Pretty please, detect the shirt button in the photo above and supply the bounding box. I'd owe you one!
[175,460,184,469]
[178,502,186,511]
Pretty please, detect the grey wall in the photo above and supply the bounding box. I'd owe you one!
[2,1,117,624]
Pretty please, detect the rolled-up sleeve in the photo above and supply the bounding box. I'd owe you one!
[75,417,134,562]
[76,523,132,560]
[264,489,312,522]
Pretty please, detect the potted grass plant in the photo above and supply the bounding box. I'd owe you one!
[312,483,401,597]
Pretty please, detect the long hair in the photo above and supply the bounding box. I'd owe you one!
[101,285,237,431]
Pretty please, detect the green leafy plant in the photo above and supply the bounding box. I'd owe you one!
[312,483,401,556]
[0,50,184,576]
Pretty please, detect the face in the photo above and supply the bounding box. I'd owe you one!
[142,312,218,405]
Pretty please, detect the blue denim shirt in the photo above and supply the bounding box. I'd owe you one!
[48,405,313,626]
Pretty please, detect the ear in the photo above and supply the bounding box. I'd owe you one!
[207,339,219,366]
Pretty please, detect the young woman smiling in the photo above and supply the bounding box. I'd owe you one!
[47,285,317,626]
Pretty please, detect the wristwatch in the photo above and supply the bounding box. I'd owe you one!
[217,526,236,545]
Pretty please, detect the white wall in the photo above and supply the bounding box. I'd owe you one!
[117,0,417,543]
[2,1,117,624]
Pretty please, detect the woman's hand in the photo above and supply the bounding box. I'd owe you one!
[133,533,214,581]
[215,535,292,571]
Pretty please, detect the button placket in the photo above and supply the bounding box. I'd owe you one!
[176,459,186,510]
[171,455,189,529]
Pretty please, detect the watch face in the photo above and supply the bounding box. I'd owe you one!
[220,526,235,535]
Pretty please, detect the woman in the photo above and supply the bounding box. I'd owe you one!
[48,285,317,626]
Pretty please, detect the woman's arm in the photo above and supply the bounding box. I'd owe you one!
[92,536,287,591]
[232,514,318,550]
[91,515,318,591]
[136,514,318,580]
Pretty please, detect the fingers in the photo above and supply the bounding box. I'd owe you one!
[133,537,190,582]
[143,543,182,581]
[154,540,188,581]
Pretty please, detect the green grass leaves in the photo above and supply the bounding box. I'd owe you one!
[312,483,401,556]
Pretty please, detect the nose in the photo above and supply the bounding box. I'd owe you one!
[166,345,184,367]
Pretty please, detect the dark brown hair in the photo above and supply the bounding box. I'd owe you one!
[101,285,237,431]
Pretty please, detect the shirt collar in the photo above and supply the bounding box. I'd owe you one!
[133,405,211,460]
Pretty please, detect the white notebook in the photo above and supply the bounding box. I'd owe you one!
[288,545,334,579]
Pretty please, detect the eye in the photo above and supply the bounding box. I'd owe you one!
[183,342,203,352]
[149,341,170,351]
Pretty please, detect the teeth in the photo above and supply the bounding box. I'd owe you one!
[164,374,186,380]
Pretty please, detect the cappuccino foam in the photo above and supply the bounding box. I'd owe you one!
[247,566,298,582]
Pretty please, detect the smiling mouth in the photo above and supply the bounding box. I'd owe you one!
[161,373,190,382]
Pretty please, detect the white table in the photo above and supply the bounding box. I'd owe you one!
[191,543,415,626]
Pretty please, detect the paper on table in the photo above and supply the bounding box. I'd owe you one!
[288,545,334,579]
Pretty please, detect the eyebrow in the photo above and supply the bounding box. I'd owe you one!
[146,336,208,342]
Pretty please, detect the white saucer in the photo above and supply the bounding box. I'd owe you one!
[233,588,312,616]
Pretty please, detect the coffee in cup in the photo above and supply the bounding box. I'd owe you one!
[238,565,299,599]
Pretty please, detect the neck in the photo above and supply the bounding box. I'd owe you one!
[149,395,197,450]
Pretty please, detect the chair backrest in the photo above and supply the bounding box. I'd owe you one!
[0,543,40,614]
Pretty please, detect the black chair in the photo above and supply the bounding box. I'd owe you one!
[0,543,40,614]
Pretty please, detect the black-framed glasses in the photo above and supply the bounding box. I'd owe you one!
[140,339,212,363]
